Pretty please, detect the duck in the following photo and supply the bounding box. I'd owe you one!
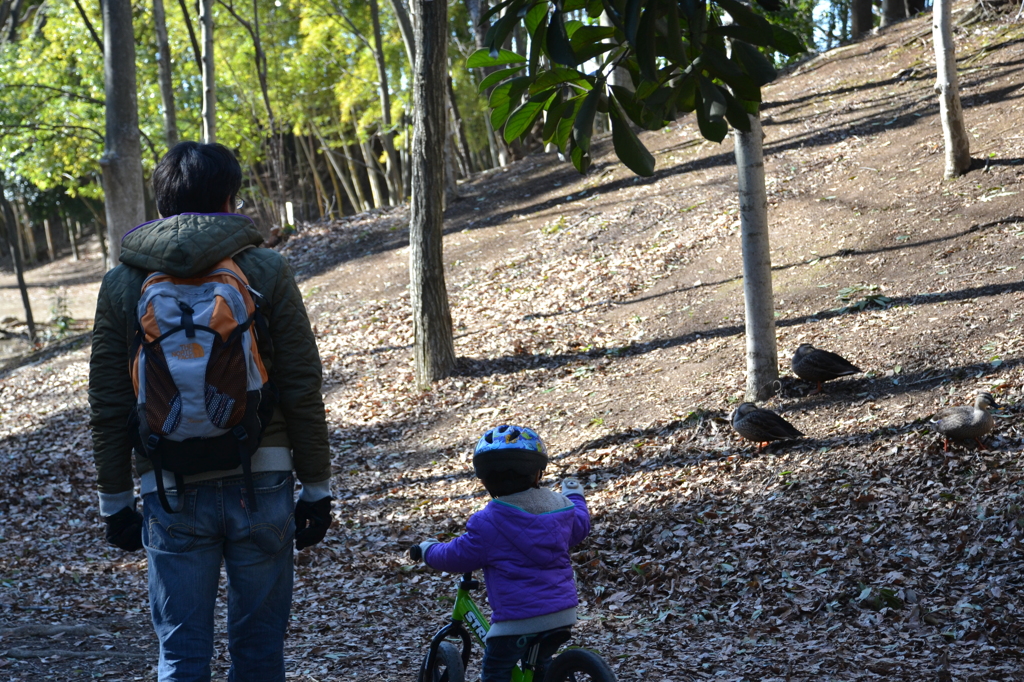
[731,402,804,451]
[931,391,999,451]
[791,343,862,394]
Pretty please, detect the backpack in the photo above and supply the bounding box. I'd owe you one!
[128,257,277,514]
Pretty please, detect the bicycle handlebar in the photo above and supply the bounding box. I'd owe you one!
[409,544,422,561]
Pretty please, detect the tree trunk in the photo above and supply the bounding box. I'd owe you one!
[370,0,404,203]
[385,0,415,67]
[880,0,906,27]
[361,138,387,209]
[933,0,971,178]
[16,199,34,264]
[0,177,35,341]
[734,115,778,402]
[153,0,179,148]
[297,134,327,219]
[343,136,371,212]
[67,217,80,260]
[100,0,146,266]
[410,0,455,387]
[312,122,360,215]
[43,217,55,260]
[447,75,473,175]
[199,0,215,142]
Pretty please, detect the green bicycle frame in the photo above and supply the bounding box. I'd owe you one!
[440,573,533,682]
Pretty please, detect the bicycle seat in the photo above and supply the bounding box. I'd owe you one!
[537,627,572,649]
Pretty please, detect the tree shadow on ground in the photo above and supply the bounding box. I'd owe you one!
[450,278,1024,379]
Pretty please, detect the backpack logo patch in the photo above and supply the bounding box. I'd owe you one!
[170,342,205,361]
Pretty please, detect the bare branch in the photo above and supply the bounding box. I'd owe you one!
[175,0,202,73]
[69,0,102,53]
[0,83,104,105]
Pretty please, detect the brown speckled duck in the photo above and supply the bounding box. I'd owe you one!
[931,391,1000,451]
[791,343,862,394]
[731,402,804,451]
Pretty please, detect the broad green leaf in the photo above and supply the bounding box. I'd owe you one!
[573,87,601,153]
[547,11,579,66]
[675,74,698,113]
[586,0,605,18]
[485,8,523,52]
[530,14,549,76]
[530,67,591,95]
[715,0,774,35]
[525,3,548,36]
[569,25,616,51]
[721,88,753,131]
[541,93,567,142]
[504,94,551,142]
[624,0,644,44]
[468,48,528,69]
[564,20,585,38]
[569,136,592,173]
[562,0,590,10]
[702,47,760,101]
[636,6,658,80]
[489,76,534,128]
[732,41,777,86]
[695,93,729,142]
[698,75,727,120]
[478,66,526,93]
[610,100,655,176]
[575,41,617,63]
[772,25,806,56]
[481,0,519,23]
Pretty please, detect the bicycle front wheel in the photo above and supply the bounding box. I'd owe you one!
[544,648,616,682]
[422,641,465,682]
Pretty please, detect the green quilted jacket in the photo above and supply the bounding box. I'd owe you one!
[88,213,331,495]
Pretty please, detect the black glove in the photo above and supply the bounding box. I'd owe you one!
[295,497,333,550]
[104,506,143,552]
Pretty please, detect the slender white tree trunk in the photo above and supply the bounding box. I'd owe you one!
[153,0,178,148]
[100,0,146,266]
[199,0,215,143]
[410,0,455,387]
[933,0,971,178]
[734,115,778,401]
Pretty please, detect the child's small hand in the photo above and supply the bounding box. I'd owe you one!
[561,478,584,497]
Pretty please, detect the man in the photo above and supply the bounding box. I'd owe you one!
[89,141,332,681]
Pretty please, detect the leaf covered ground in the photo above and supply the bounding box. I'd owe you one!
[1,8,1024,681]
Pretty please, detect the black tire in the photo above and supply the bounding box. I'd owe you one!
[423,641,465,682]
[544,648,616,682]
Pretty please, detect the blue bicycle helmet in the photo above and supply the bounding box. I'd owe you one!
[472,425,548,478]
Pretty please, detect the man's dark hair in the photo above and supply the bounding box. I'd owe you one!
[153,141,242,217]
[480,469,540,498]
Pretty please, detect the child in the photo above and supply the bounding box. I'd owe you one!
[418,425,590,682]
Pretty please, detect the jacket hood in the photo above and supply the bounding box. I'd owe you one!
[488,499,577,567]
[119,213,264,278]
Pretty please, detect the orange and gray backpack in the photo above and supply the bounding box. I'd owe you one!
[128,258,277,513]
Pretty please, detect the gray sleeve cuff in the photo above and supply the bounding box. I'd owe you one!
[98,490,136,517]
[419,539,441,565]
[299,478,332,502]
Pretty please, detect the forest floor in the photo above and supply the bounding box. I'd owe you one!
[2,7,1024,681]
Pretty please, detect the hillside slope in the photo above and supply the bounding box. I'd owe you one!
[1,8,1023,681]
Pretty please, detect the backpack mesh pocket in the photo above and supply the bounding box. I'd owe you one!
[204,331,248,428]
[143,344,183,436]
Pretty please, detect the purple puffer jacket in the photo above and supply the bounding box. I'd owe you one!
[423,494,590,622]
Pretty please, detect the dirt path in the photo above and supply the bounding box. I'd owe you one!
[1,8,1023,681]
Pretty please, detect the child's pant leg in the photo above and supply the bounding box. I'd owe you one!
[482,633,561,682]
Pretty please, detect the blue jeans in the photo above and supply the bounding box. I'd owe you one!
[142,471,295,682]
[482,631,563,682]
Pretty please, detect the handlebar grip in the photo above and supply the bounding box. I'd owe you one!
[409,544,423,561]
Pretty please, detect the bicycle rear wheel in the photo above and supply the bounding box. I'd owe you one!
[421,641,465,682]
[544,648,616,682]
